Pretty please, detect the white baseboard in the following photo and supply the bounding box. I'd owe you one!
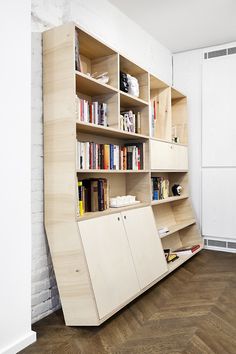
[0,331,36,354]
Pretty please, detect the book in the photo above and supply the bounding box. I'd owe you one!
[76,97,108,126]
[173,244,201,255]
[151,176,169,201]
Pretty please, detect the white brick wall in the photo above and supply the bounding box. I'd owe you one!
[31,0,172,323]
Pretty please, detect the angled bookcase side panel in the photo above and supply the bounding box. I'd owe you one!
[43,23,99,325]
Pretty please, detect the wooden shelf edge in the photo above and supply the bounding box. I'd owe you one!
[151,195,189,205]
[120,90,149,106]
[77,169,149,173]
[75,70,118,93]
[150,137,188,147]
[151,169,188,173]
[77,202,149,221]
[159,218,196,238]
[167,245,204,273]
[76,121,149,140]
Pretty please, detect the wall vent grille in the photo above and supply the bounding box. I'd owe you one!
[204,238,236,252]
[204,47,236,59]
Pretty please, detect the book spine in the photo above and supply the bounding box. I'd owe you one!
[104,144,110,170]
[78,181,84,216]
[110,144,114,170]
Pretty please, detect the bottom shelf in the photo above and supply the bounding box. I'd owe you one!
[167,244,203,273]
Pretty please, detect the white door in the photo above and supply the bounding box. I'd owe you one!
[150,139,172,170]
[122,206,168,289]
[78,213,140,319]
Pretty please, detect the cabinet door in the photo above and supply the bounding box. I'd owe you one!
[172,144,188,170]
[122,207,168,289]
[150,139,172,170]
[78,214,140,319]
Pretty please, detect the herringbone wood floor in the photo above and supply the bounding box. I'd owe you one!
[21,250,236,354]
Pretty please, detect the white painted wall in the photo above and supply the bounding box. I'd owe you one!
[173,41,236,230]
[31,0,172,323]
[0,1,36,353]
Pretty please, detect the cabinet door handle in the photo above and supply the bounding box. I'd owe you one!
[117,217,120,221]
[124,215,126,220]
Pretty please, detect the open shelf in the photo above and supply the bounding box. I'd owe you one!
[76,71,118,96]
[76,121,149,140]
[151,195,188,205]
[159,218,196,238]
[167,244,203,273]
[171,88,188,145]
[120,91,148,107]
[77,202,149,221]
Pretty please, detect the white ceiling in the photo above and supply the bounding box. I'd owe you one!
[108,0,236,53]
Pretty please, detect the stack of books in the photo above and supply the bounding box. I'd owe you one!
[151,177,169,200]
[151,97,159,137]
[76,96,108,126]
[77,141,144,171]
[77,178,109,216]
[120,110,141,134]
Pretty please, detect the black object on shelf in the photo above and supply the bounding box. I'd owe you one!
[120,71,129,93]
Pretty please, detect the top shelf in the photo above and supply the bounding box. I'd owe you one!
[76,71,118,96]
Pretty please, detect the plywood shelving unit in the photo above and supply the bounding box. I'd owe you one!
[43,22,202,326]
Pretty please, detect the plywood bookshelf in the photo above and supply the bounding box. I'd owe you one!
[43,22,202,326]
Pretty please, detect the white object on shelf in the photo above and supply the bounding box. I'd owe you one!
[158,227,169,235]
[127,74,139,97]
[110,195,140,208]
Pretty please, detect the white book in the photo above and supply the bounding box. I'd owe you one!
[77,141,81,169]
[85,142,90,170]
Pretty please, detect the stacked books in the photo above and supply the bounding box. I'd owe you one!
[77,141,144,171]
[151,97,159,137]
[77,178,109,216]
[173,244,201,256]
[76,96,108,126]
[120,110,141,134]
[151,177,169,200]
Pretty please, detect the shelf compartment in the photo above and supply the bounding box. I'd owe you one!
[76,71,118,96]
[119,55,149,102]
[151,171,189,205]
[120,91,148,107]
[167,244,203,274]
[76,121,149,140]
[171,88,188,145]
[159,218,196,238]
[120,102,150,137]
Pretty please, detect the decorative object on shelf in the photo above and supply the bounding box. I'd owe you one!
[172,184,183,196]
[127,74,139,97]
[91,72,110,84]
[109,195,139,208]
[119,110,141,134]
[120,71,129,93]
[172,126,180,143]
[75,31,82,72]
[158,226,169,236]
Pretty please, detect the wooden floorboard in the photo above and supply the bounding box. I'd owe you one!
[20,250,236,354]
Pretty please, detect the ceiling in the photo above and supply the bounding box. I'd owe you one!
[108,0,236,53]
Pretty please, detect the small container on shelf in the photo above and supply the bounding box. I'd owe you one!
[110,195,140,208]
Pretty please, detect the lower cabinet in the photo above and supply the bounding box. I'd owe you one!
[78,206,168,319]
[121,207,168,289]
[78,213,140,319]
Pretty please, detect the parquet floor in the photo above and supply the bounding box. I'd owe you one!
[21,250,236,354]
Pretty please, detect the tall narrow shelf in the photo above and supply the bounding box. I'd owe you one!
[43,22,202,327]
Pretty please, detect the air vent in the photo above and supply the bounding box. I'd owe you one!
[208,240,226,248]
[204,238,236,252]
[228,242,236,249]
[204,46,236,59]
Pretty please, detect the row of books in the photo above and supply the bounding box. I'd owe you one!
[76,96,108,126]
[78,178,109,216]
[77,141,144,170]
[151,177,169,200]
[151,97,159,137]
[119,110,141,134]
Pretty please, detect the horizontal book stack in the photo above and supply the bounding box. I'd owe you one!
[151,177,169,200]
[78,178,109,216]
[77,141,144,171]
[120,110,141,134]
[151,97,158,137]
[76,96,108,126]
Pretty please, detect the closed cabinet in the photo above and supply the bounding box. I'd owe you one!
[150,139,188,170]
[122,206,168,289]
[78,214,140,319]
